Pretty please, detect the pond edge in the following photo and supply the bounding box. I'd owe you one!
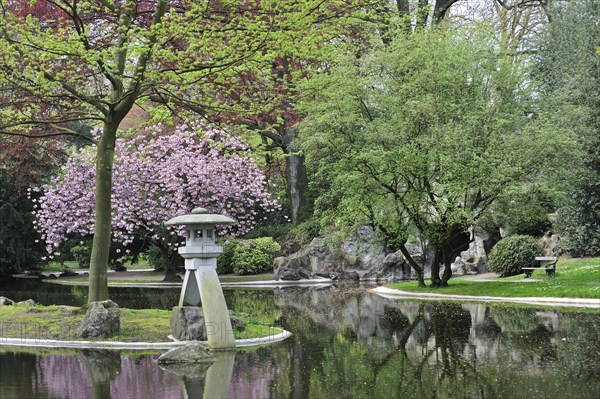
[0,329,292,350]
[371,286,600,309]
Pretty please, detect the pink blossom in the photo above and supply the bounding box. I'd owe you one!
[34,122,280,254]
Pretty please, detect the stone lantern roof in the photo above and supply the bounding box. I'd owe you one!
[165,207,236,226]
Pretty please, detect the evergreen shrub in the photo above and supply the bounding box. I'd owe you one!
[232,237,281,275]
[147,245,164,271]
[70,244,91,268]
[217,240,239,275]
[487,235,543,277]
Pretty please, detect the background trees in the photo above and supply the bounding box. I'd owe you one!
[0,0,594,287]
[530,0,600,256]
[0,133,66,275]
[0,0,358,300]
[297,25,566,286]
[34,122,279,279]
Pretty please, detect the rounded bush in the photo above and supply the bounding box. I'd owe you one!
[487,235,543,277]
[232,237,281,275]
[217,240,239,275]
[70,244,91,268]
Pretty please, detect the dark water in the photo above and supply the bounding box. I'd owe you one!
[1,281,599,398]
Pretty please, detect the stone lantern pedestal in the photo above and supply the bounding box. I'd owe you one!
[165,208,236,350]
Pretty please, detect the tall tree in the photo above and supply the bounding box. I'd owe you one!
[0,128,66,276]
[531,0,600,255]
[298,25,566,286]
[0,0,355,302]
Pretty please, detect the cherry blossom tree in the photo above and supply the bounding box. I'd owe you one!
[33,122,280,278]
[1,0,362,302]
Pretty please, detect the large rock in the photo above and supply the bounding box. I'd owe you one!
[273,226,387,280]
[538,232,560,255]
[451,257,467,276]
[275,267,302,281]
[451,257,478,276]
[16,299,36,307]
[274,226,501,280]
[171,306,207,341]
[157,342,215,364]
[0,296,15,306]
[76,300,120,339]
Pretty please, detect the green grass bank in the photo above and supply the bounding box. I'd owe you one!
[388,257,600,299]
[0,305,280,342]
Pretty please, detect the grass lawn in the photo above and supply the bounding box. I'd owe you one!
[388,257,600,299]
[51,272,276,285]
[44,258,153,272]
[0,305,280,342]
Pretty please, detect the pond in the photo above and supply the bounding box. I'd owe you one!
[1,281,599,398]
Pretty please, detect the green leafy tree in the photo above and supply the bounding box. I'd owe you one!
[0,173,46,274]
[0,0,359,301]
[530,0,600,256]
[298,25,564,287]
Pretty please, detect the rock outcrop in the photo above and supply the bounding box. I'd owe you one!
[0,296,15,306]
[170,306,207,341]
[274,226,497,280]
[157,342,215,364]
[76,300,120,339]
[273,226,424,281]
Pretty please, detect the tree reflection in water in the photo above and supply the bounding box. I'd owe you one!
[0,286,598,398]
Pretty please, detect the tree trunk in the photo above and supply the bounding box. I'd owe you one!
[398,244,426,287]
[430,250,442,287]
[439,251,453,287]
[433,0,461,22]
[282,127,309,224]
[162,245,183,282]
[88,122,118,302]
[439,225,471,287]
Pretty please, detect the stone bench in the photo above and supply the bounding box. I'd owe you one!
[522,256,558,278]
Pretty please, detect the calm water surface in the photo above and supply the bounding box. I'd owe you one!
[0,280,598,398]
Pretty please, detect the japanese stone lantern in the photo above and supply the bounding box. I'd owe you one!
[165,207,236,350]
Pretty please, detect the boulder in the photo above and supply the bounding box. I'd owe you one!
[451,257,466,276]
[230,316,245,332]
[380,251,413,280]
[538,232,560,255]
[273,226,387,278]
[157,342,215,364]
[276,267,301,281]
[16,299,36,307]
[0,296,15,306]
[76,300,120,339]
[338,271,360,281]
[464,262,479,275]
[170,306,207,341]
[297,268,313,279]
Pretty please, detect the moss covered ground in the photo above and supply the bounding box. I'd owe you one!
[0,305,280,342]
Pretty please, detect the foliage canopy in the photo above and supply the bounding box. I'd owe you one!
[298,24,567,286]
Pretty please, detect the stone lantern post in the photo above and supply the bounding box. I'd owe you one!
[165,207,236,350]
